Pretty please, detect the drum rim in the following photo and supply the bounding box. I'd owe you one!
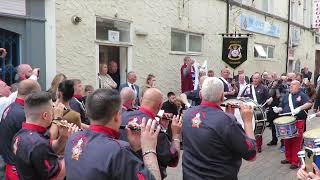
[274,117,296,125]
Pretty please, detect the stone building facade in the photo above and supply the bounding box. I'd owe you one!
[53,0,316,93]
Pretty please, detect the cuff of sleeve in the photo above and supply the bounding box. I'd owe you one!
[28,75,38,81]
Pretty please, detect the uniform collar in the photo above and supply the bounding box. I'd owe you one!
[73,94,82,100]
[201,101,223,111]
[89,125,120,139]
[139,106,156,119]
[22,122,47,133]
[15,97,25,106]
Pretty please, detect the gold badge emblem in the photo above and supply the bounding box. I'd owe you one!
[72,138,84,160]
[192,113,202,128]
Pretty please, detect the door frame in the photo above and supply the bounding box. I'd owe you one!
[95,43,132,88]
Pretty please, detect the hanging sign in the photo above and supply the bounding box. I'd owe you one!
[222,37,248,69]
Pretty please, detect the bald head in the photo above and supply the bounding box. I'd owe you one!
[290,80,301,93]
[18,80,41,97]
[141,88,163,114]
[17,64,33,79]
[221,67,230,79]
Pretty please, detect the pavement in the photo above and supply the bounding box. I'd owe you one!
[166,114,320,180]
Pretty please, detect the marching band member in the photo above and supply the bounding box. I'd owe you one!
[120,88,181,179]
[12,92,78,180]
[0,80,41,180]
[220,67,237,100]
[240,72,271,153]
[120,87,136,112]
[273,80,312,169]
[182,77,256,180]
[64,89,161,180]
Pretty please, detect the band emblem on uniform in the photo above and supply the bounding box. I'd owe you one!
[192,113,202,128]
[296,96,301,102]
[72,138,84,160]
[12,137,20,155]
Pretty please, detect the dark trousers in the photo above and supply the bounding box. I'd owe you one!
[267,111,278,143]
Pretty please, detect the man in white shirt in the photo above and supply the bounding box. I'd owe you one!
[0,68,39,119]
[237,74,248,97]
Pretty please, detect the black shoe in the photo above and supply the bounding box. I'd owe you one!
[267,141,277,146]
[281,160,290,164]
[289,164,299,169]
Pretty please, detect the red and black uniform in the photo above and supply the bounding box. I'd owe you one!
[120,107,179,179]
[64,125,155,180]
[12,123,61,180]
[279,90,311,167]
[0,98,25,180]
[180,64,194,93]
[182,101,256,180]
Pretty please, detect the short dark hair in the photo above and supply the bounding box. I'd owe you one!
[58,80,74,102]
[167,92,175,98]
[25,92,52,110]
[86,89,121,123]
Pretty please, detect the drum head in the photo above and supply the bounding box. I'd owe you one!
[221,98,256,131]
[274,116,296,125]
[303,128,320,139]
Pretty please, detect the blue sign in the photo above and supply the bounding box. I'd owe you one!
[240,14,281,38]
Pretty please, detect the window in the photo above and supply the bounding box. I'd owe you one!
[96,17,131,43]
[254,44,274,59]
[262,0,273,13]
[171,30,203,53]
[316,36,320,44]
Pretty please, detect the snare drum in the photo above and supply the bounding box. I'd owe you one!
[273,116,297,139]
[303,129,320,171]
[221,98,267,136]
[303,128,320,149]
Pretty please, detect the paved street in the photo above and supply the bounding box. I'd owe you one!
[166,114,320,180]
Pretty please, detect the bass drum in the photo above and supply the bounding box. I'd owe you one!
[221,98,267,136]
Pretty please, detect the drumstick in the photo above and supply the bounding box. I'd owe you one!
[278,112,293,116]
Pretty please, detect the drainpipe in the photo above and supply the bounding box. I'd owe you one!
[226,0,230,33]
[286,0,291,73]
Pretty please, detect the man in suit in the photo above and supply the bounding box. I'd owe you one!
[119,71,140,106]
[302,66,312,81]
[233,68,250,84]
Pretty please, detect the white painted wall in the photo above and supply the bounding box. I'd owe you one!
[55,0,316,94]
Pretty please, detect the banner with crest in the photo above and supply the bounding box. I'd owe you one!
[222,37,248,69]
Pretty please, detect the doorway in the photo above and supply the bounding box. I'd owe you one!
[0,28,20,85]
[98,45,128,86]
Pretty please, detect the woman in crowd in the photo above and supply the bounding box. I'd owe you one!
[141,73,156,97]
[47,73,67,102]
[98,63,117,89]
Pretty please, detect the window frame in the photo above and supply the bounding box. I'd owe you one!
[95,16,133,46]
[170,29,204,55]
[254,43,275,60]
